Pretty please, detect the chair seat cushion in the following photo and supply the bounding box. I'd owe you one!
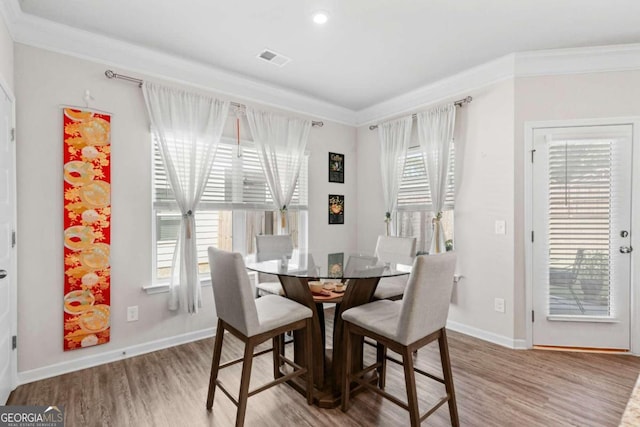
[254,295,312,336]
[256,281,284,296]
[373,275,408,300]
[342,300,402,343]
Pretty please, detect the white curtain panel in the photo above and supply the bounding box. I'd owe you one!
[416,104,456,253]
[378,116,413,235]
[246,108,311,233]
[142,82,229,313]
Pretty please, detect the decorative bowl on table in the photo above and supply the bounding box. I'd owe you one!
[334,283,346,293]
[308,281,324,294]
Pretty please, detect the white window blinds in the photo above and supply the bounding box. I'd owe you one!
[396,145,455,211]
[153,137,308,210]
[546,138,616,316]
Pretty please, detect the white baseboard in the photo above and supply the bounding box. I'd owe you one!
[446,320,528,350]
[17,327,216,386]
[512,339,529,350]
[16,320,528,386]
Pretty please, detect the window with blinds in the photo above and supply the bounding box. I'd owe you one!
[547,139,613,316]
[153,137,308,280]
[154,138,308,210]
[396,144,455,212]
[396,144,455,253]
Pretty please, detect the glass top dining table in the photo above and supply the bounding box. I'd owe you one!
[245,249,411,280]
[245,248,411,408]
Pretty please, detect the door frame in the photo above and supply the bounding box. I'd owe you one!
[524,117,640,354]
[0,74,17,395]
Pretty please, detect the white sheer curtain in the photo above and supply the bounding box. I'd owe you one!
[378,117,412,235]
[246,108,311,233]
[142,82,229,313]
[416,104,456,253]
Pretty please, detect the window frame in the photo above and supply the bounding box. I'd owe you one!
[394,143,456,253]
[147,135,309,291]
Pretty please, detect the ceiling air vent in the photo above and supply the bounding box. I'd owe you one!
[257,49,291,67]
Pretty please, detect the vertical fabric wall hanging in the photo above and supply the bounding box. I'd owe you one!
[63,108,111,351]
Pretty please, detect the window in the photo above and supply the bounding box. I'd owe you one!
[395,144,455,253]
[153,137,308,281]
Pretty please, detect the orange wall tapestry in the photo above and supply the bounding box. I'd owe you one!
[63,108,111,351]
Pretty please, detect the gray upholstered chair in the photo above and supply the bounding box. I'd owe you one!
[343,254,378,277]
[255,234,294,297]
[341,252,459,427]
[372,235,416,300]
[206,247,313,427]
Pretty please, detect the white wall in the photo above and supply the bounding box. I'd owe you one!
[14,43,356,374]
[513,70,640,339]
[448,81,515,339]
[356,80,517,341]
[0,16,12,91]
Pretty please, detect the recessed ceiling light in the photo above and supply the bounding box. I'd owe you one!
[312,11,329,25]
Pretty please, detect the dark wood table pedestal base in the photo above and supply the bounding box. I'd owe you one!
[278,275,382,408]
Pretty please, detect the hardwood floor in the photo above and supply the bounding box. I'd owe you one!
[8,312,640,426]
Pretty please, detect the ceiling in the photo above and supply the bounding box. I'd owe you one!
[17,0,640,111]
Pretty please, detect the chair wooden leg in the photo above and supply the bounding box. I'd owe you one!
[279,333,286,366]
[206,319,225,410]
[235,339,255,427]
[439,329,459,427]
[376,342,387,389]
[272,335,282,379]
[341,322,353,412]
[402,346,420,427]
[304,318,314,405]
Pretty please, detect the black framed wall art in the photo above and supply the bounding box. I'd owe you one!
[328,194,344,224]
[329,152,344,183]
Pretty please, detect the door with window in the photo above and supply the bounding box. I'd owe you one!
[532,125,632,349]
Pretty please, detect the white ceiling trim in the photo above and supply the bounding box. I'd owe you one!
[2,0,640,128]
[355,54,516,126]
[357,43,640,126]
[0,0,356,125]
[515,43,640,77]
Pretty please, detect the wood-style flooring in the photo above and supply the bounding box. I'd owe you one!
[8,310,640,427]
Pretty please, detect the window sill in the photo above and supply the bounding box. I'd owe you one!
[143,278,212,295]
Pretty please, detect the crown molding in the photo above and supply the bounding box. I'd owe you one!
[1,1,356,125]
[357,43,640,126]
[3,0,640,128]
[356,54,516,126]
[514,43,640,77]
[0,0,21,30]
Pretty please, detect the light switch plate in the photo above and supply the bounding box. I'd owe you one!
[127,306,139,322]
[495,220,506,235]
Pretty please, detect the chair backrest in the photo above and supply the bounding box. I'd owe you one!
[255,234,294,262]
[395,252,457,345]
[208,247,260,337]
[344,254,378,277]
[375,235,416,266]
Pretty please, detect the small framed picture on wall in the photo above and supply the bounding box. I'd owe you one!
[329,152,344,183]
[329,194,344,224]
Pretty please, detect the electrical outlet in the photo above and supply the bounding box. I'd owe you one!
[495,220,506,235]
[494,298,505,313]
[127,306,139,322]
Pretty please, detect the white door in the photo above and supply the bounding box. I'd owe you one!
[532,124,633,350]
[0,88,15,403]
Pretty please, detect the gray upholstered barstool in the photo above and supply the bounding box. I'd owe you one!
[372,235,416,300]
[206,247,313,427]
[341,252,459,427]
[254,234,294,297]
